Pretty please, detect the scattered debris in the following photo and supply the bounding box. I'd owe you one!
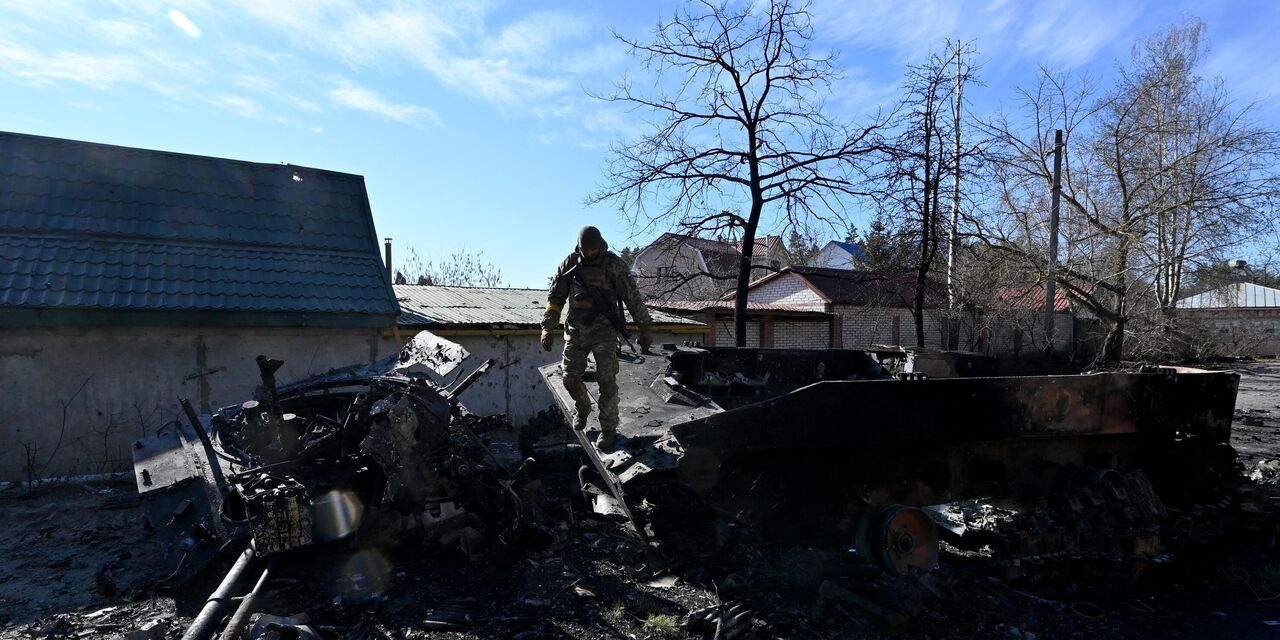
[130,332,521,639]
[1249,459,1280,485]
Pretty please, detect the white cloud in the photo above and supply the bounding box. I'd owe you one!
[214,95,256,117]
[236,75,323,113]
[0,43,147,90]
[168,9,202,39]
[814,0,1142,69]
[226,1,593,105]
[91,19,152,46]
[328,79,442,127]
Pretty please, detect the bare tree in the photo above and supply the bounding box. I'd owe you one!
[975,20,1280,363]
[875,43,979,347]
[1125,22,1280,317]
[591,0,883,346]
[395,246,505,288]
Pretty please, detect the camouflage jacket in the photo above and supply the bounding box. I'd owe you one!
[542,249,652,334]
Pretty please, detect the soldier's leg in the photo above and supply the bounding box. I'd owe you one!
[560,334,593,429]
[592,333,621,447]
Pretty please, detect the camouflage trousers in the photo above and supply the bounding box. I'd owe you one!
[561,317,621,434]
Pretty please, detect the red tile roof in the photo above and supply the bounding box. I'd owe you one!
[990,285,1070,312]
[649,299,830,317]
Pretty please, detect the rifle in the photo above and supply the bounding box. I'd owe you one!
[563,262,636,353]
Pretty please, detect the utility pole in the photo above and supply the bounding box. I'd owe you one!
[1044,130,1063,349]
[946,41,963,311]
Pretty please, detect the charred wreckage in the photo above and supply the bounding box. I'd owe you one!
[134,331,1265,638]
[540,345,1252,579]
[133,333,521,640]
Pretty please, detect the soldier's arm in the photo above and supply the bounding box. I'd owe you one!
[614,256,652,333]
[542,255,573,331]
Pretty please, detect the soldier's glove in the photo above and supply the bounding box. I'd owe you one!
[638,330,653,354]
[540,329,554,352]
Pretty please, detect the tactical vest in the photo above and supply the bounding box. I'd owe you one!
[568,255,619,321]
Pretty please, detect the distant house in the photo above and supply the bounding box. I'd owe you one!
[0,131,401,480]
[647,300,833,348]
[394,285,706,425]
[1177,282,1280,356]
[742,266,949,349]
[632,232,791,301]
[741,235,793,270]
[979,285,1079,357]
[806,240,864,269]
[654,266,949,349]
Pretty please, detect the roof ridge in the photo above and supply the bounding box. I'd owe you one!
[0,130,362,180]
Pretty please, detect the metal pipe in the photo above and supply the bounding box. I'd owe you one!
[217,556,278,640]
[181,397,228,490]
[255,356,286,427]
[445,358,494,402]
[181,542,257,640]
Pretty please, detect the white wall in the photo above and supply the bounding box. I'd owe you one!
[712,318,762,347]
[806,243,855,269]
[977,312,1074,357]
[835,305,946,349]
[775,319,830,348]
[0,325,397,481]
[1177,310,1280,357]
[0,324,703,481]
[749,273,827,309]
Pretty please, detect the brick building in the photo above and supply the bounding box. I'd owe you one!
[653,267,946,349]
[647,300,831,348]
[632,232,791,301]
[1176,281,1280,356]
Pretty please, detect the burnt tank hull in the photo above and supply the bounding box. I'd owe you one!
[539,346,1239,560]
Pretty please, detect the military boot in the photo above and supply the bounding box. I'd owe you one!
[595,428,616,449]
[572,405,591,431]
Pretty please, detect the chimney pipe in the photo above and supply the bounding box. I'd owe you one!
[384,238,393,283]
[1228,259,1248,284]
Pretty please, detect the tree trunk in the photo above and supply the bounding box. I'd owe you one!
[735,121,764,349]
[1102,315,1126,364]
[914,234,928,347]
[734,203,762,347]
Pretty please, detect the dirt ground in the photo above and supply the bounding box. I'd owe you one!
[2,363,1278,640]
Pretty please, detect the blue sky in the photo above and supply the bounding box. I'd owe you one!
[1,0,1278,287]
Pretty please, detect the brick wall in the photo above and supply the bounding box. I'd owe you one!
[835,305,948,349]
[979,312,1074,357]
[750,273,826,308]
[713,317,762,347]
[774,319,831,348]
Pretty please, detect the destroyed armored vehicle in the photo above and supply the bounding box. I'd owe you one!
[541,345,1242,578]
[132,332,520,582]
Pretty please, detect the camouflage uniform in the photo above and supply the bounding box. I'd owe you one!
[542,231,652,442]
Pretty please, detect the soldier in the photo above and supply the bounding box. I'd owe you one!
[541,226,653,449]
